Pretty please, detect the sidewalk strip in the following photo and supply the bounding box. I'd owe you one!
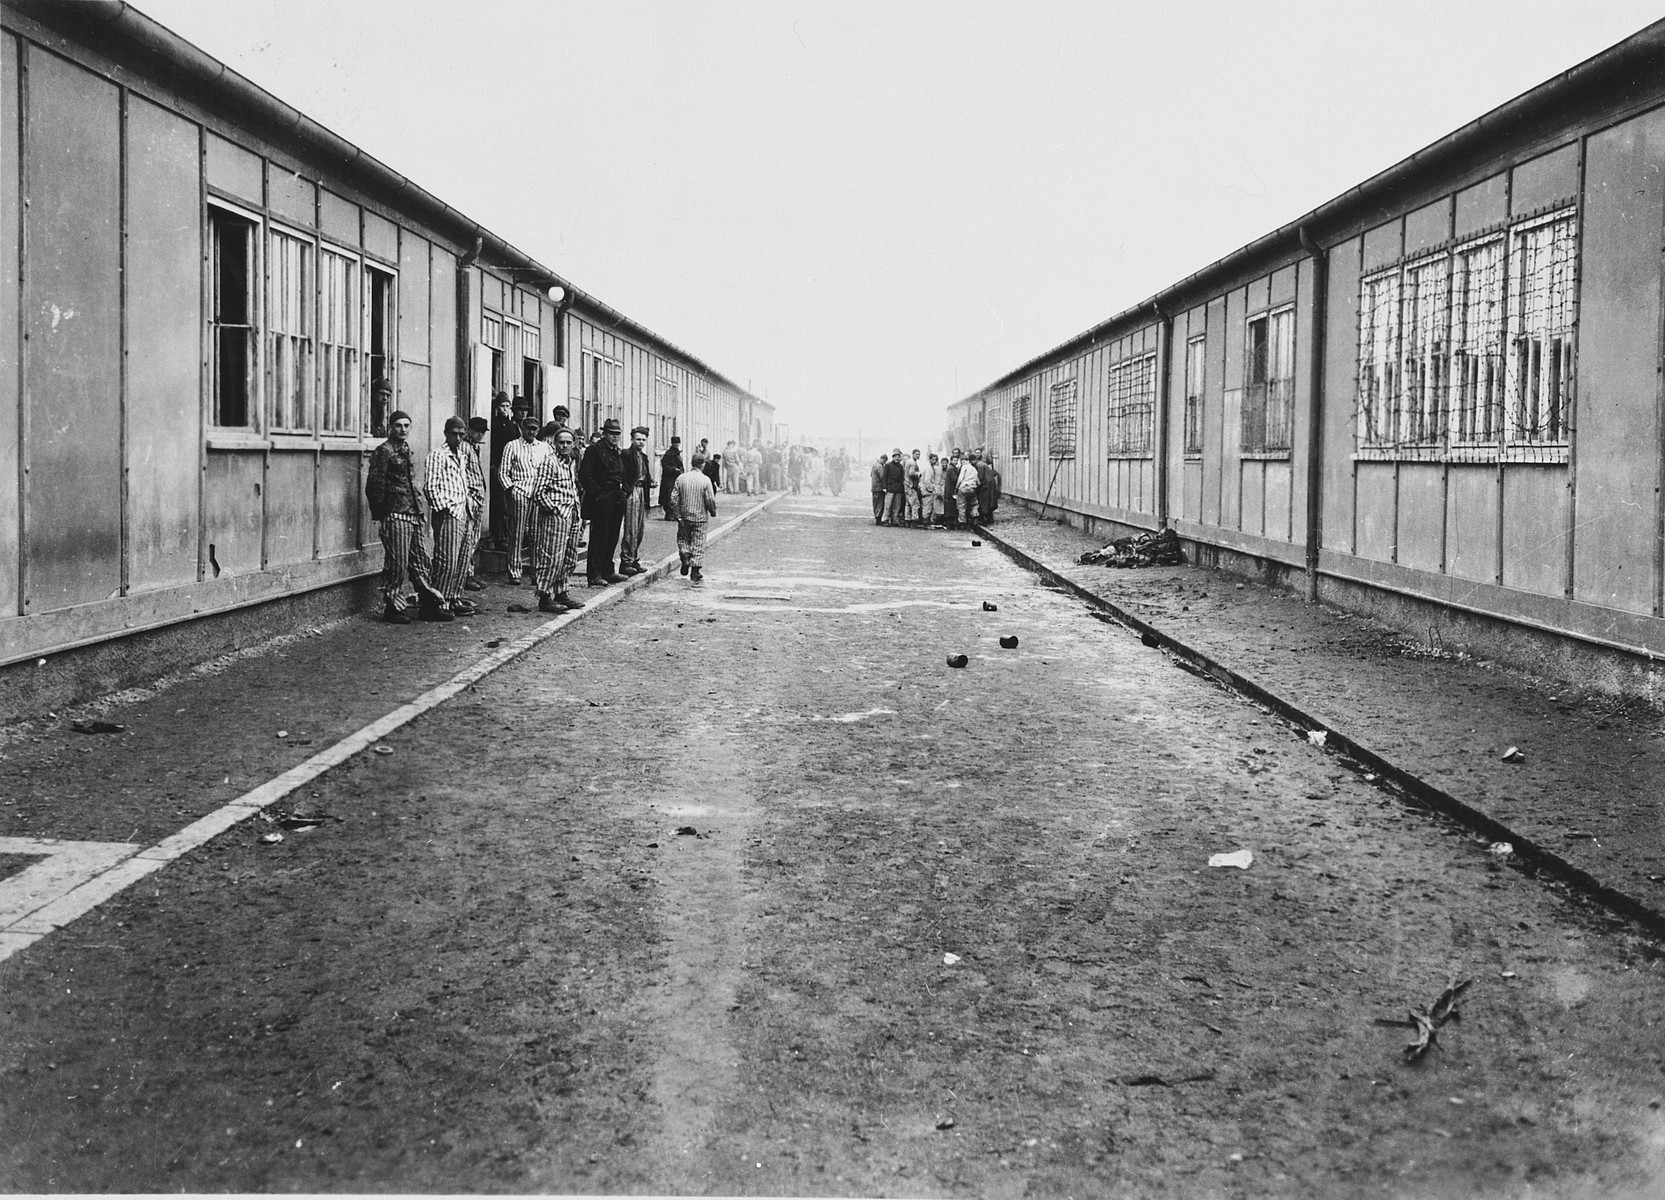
[0,494,784,963]
[975,521,1665,942]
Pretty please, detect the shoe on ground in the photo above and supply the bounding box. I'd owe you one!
[538,596,564,614]
[679,556,690,576]
[557,592,585,609]
[417,600,455,622]
[621,564,645,576]
[507,574,522,584]
[690,567,703,585]
[450,601,478,616]
[382,602,412,625]
[587,577,605,588]
[463,577,486,591]
[604,572,629,584]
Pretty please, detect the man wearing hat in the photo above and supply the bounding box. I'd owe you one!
[424,416,479,615]
[577,417,629,586]
[619,425,655,576]
[366,410,450,623]
[498,415,551,583]
[529,426,585,612]
[460,416,491,591]
[658,435,683,520]
[487,390,516,549]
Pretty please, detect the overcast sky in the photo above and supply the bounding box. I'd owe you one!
[137,0,1663,448]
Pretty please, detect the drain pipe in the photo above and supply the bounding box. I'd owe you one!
[1153,302,1173,531]
[1298,226,1328,605]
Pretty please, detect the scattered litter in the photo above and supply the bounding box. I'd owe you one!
[1501,971,1517,979]
[935,1116,955,1130]
[999,636,1019,649]
[275,730,289,739]
[674,826,701,837]
[946,654,969,668]
[1487,841,1513,858]
[943,953,961,965]
[646,842,659,849]
[1379,977,1472,1063]
[1228,1152,1244,1163]
[722,592,794,601]
[1307,730,1328,747]
[982,601,999,612]
[274,812,338,831]
[261,832,284,845]
[69,719,125,735]
[1501,747,1525,763]
[1207,849,1254,870]
[484,639,502,649]
[372,745,394,756]
[1567,830,1598,840]
[1448,1097,1467,1106]
[971,540,982,547]
[1120,1070,1215,1087]
[1078,528,1184,569]
[507,603,531,613]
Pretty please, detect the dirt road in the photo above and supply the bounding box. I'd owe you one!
[2,491,1663,1196]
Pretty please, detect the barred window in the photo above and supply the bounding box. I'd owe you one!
[1011,396,1031,456]
[1507,213,1576,444]
[1048,379,1077,460]
[1106,353,1156,455]
[268,227,314,433]
[1356,208,1574,458]
[1244,306,1294,453]
[319,247,359,435]
[1183,335,1206,455]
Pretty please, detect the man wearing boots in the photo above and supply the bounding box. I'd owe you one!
[671,450,718,585]
[423,415,479,616]
[366,410,451,623]
[529,427,585,613]
[578,417,629,586]
[619,424,655,575]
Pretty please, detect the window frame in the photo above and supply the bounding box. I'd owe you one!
[1183,334,1206,457]
[317,239,363,440]
[1242,304,1294,457]
[1106,352,1157,458]
[265,221,317,436]
[364,262,398,438]
[207,199,263,434]
[1010,395,1031,458]
[1047,378,1078,461]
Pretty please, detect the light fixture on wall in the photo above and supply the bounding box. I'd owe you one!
[547,285,566,303]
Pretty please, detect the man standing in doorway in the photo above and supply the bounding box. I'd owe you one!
[579,417,629,586]
[460,416,490,591]
[619,424,655,576]
[366,410,450,623]
[498,415,550,583]
[488,390,516,550]
[424,415,480,616]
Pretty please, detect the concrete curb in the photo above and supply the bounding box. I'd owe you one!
[0,493,786,962]
[974,522,1665,942]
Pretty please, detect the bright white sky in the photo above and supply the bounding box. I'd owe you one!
[136,0,1662,448]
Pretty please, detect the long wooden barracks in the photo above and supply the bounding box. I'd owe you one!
[949,20,1665,693]
[0,0,772,710]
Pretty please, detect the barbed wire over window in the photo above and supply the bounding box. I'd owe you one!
[1356,207,1574,460]
[1048,379,1078,459]
[1106,353,1156,455]
[1011,395,1031,456]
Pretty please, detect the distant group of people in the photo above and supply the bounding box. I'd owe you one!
[365,392,735,624]
[870,446,1000,529]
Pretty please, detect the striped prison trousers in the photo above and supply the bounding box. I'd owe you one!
[429,507,469,604]
[378,514,439,612]
[532,507,580,599]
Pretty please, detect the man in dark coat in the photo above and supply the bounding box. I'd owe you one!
[978,452,1002,523]
[658,436,684,520]
[487,390,517,549]
[619,425,655,576]
[578,417,629,586]
[941,449,962,530]
[703,453,722,490]
[881,448,906,526]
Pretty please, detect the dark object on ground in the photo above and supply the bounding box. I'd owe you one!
[1379,977,1472,1063]
[484,639,502,648]
[983,601,998,612]
[999,636,1019,649]
[675,826,700,837]
[506,603,532,613]
[1079,527,1185,569]
[946,654,969,668]
[971,540,982,547]
[69,719,125,734]
[1121,1070,1216,1087]
[1141,632,1161,648]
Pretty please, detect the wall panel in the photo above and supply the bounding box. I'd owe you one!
[320,189,358,247]
[430,247,458,422]
[1512,143,1579,212]
[1445,467,1498,585]
[400,363,433,457]
[264,450,315,566]
[1201,297,1226,526]
[1362,219,1403,271]
[1240,460,1264,537]
[399,233,430,365]
[125,95,201,592]
[1572,109,1665,616]
[1220,290,1245,530]
[203,451,264,576]
[1404,197,1452,256]
[267,163,315,228]
[317,451,359,556]
[363,210,397,264]
[1320,237,1361,552]
[24,51,122,612]
[1454,173,1507,239]
[0,34,20,615]
[205,132,261,204]
[1355,464,1396,562]
[1396,463,1444,573]
[1501,466,1567,597]
[1265,460,1291,543]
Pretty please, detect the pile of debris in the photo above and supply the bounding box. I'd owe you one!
[1078,528,1184,569]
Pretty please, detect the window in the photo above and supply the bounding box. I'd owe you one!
[1507,213,1576,444]
[1356,207,1575,458]
[365,265,395,436]
[1010,396,1031,457]
[580,350,623,433]
[1183,335,1206,455]
[481,311,505,401]
[209,206,257,428]
[521,324,543,418]
[1243,306,1294,453]
[655,376,679,446]
[267,227,313,432]
[319,247,359,435]
[1047,380,1077,460]
[1106,353,1157,455]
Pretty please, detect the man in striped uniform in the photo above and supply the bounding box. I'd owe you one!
[460,416,490,591]
[366,410,451,623]
[530,427,585,613]
[498,416,551,583]
[424,415,479,616]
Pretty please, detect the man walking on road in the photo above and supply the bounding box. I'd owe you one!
[529,427,584,613]
[671,451,718,585]
[423,415,479,616]
[499,416,550,583]
[619,425,655,576]
[579,417,629,587]
[366,410,450,624]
